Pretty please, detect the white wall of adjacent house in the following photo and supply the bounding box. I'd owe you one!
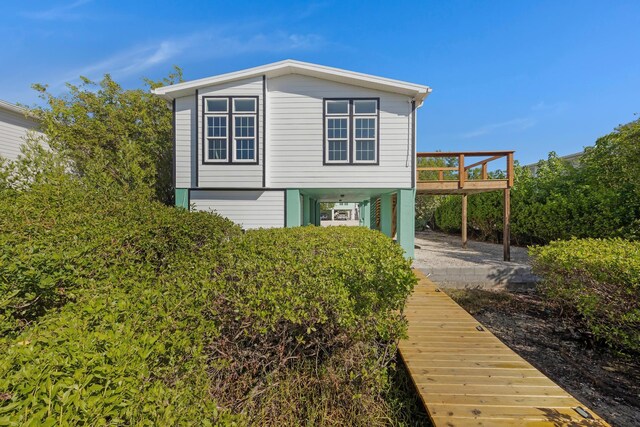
[266,74,414,188]
[190,190,284,229]
[0,106,41,161]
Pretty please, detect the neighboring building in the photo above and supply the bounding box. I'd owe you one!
[0,99,41,161]
[525,151,584,175]
[327,202,358,221]
[152,60,431,257]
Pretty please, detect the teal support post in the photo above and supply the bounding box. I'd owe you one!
[315,201,321,225]
[396,189,416,259]
[380,193,393,237]
[302,195,311,226]
[286,189,301,227]
[175,188,189,209]
[309,198,315,226]
[360,200,371,227]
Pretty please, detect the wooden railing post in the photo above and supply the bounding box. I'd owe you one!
[507,152,514,187]
[458,154,465,189]
[481,163,488,180]
[504,188,511,261]
[462,194,468,249]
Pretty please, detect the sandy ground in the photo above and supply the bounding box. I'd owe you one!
[413,230,530,268]
[449,289,640,427]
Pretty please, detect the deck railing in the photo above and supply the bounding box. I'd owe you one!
[416,151,514,190]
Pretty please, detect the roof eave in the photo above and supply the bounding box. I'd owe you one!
[151,60,431,102]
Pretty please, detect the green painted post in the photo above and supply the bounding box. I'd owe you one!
[175,188,189,209]
[380,193,393,237]
[315,201,321,225]
[302,195,311,226]
[286,189,301,227]
[360,200,371,227]
[396,189,416,259]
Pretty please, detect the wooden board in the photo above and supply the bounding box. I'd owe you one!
[398,270,610,426]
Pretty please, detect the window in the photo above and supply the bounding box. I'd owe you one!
[203,96,258,164]
[327,118,348,162]
[355,117,376,162]
[204,99,228,162]
[324,98,378,165]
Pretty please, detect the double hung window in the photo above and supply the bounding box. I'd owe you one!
[204,97,257,163]
[324,99,378,164]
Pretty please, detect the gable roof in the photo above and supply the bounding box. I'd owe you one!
[152,60,432,105]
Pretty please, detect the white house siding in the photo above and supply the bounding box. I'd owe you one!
[266,74,414,188]
[190,190,284,229]
[0,108,40,161]
[197,77,263,187]
[174,95,196,188]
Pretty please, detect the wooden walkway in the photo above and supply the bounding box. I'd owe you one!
[399,270,610,427]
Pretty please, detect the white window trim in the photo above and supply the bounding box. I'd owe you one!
[353,100,378,116]
[205,98,229,114]
[353,116,377,164]
[232,113,257,163]
[325,116,350,164]
[325,100,350,116]
[232,97,257,114]
[204,113,229,163]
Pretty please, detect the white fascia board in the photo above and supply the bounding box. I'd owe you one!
[0,99,29,115]
[152,60,431,103]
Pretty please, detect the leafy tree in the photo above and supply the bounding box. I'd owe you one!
[432,117,640,244]
[30,68,183,204]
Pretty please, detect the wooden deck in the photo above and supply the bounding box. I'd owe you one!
[415,151,514,260]
[399,270,610,427]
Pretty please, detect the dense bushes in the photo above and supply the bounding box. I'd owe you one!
[206,226,415,424]
[426,118,640,245]
[0,173,416,425]
[530,239,640,352]
[0,176,243,425]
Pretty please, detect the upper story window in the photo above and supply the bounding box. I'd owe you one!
[324,98,379,165]
[203,96,258,164]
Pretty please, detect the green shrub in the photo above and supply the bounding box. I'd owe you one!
[0,176,243,425]
[0,175,240,337]
[530,238,640,352]
[0,174,416,425]
[205,226,416,416]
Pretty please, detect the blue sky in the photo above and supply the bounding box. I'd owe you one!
[2,0,639,164]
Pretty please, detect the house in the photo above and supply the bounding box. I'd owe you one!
[152,60,431,257]
[525,150,584,175]
[320,202,358,222]
[0,99,41,161]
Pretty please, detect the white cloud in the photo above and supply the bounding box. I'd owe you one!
[23,0,93,20]
[461,117,536,139]
[51,29,325,88]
